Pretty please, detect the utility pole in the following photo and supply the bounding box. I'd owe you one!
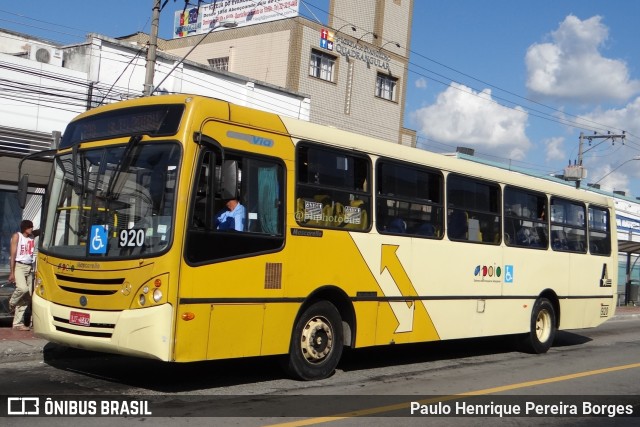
[143,0,161,97]
[566,131,627,189]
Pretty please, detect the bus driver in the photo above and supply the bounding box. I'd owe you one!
[215,197,246,231]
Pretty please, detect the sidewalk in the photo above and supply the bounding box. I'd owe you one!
[1,305,639,364]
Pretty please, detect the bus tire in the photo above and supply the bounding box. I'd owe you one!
[521,297,556,354]
[285,301,344,381]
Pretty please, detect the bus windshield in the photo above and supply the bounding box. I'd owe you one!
[42,141,181,259]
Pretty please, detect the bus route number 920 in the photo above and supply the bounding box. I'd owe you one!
[119,229,145,248]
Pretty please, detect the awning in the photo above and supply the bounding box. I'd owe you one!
[618,239,640,254]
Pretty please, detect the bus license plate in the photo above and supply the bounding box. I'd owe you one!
[69,311,90,327]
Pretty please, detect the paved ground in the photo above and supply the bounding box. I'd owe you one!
[0,305,639,364]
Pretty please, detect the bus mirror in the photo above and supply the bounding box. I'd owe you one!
[220,160,238,200]
[17,174,29,209]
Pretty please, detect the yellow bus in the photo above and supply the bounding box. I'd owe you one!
[28,94,617,380]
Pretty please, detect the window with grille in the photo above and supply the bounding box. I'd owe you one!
[208,56,229,71]
[309,49,336,82]
[376,73,398,101]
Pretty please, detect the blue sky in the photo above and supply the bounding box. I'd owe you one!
[2,1,640,196]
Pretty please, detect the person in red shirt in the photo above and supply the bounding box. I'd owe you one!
[8,220,41,331]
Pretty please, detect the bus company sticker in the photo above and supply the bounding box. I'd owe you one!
[344,206,361,224]
[226,130,274,147]
[473,264,502,283]
[57,263,76,272]
[304,201,323,221]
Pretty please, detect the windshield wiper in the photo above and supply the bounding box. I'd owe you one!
[71,143,84,195]
[105,135,142,200]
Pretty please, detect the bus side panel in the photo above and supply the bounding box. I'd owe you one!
[345,234,441,346]
[173,302,211,362]
[175,253,288,361]
[410,238,505,341]
[260,303,300,355]
[561,253,617,329]
[208,304,265,358]
[351,300,379,346]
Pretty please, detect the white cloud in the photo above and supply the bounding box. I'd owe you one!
[544,137,565,162]
[415,77,427,89]
[526,15,640,102]
[579,96,640,134]
[589,163,632,194]
[410,83,531,160]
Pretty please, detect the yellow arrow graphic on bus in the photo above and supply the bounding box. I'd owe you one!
[380,245,416,308]
[380,244,439,338]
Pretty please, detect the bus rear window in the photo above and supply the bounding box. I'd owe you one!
[60,104,185,148]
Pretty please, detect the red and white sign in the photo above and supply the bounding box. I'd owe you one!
[69,311,90,327]
[174,0,299,38]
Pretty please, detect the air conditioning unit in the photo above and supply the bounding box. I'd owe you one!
[28,43,63,66]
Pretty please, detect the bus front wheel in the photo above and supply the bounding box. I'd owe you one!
[285,301,344,381]
[521,297,557,354]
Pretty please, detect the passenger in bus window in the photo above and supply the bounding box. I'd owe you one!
[387,217,406,233]
[215,197,246,231]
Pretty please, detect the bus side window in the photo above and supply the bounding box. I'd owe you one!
[296,143,371,232]
[376,159,443,238]
[186,148,285,264]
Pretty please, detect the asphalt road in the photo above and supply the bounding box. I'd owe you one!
[0,315,639,426]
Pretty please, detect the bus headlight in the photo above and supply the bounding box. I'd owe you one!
[139,294,146,306]
[35,277,44,296]
[153,289,162,303]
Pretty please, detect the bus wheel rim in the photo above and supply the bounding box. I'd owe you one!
[535,309,551,342]
[300,316,333,364]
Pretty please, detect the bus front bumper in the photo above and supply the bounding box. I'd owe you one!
[32,293,174,361]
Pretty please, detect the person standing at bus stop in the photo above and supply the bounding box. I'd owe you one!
[8,220,41,331]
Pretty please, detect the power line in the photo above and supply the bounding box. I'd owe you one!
[2,3,639,167]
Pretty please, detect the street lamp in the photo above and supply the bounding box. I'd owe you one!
[357,31,378,43]
[151,19,238,95]
[335,23,356,34]
[379,40,401,51]
[591,156,640,187]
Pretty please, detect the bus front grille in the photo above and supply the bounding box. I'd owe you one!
[55,274,124,295]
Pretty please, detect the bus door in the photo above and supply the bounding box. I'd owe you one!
[176,141,287,361]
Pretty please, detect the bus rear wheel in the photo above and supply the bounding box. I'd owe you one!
[285,301,344,381]
[521,297,557,354]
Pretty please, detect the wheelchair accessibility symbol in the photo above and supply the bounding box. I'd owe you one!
[89,225,107,254]
[504,265,514,283]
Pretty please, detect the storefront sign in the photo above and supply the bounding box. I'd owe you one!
[320,29,391,70]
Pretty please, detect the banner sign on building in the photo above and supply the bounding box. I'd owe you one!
[319,28,391,71]
[174,0,299,38]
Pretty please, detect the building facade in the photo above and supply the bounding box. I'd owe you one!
[152,0,416,146]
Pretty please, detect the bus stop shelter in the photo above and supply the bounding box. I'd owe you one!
[617,238,640,306]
